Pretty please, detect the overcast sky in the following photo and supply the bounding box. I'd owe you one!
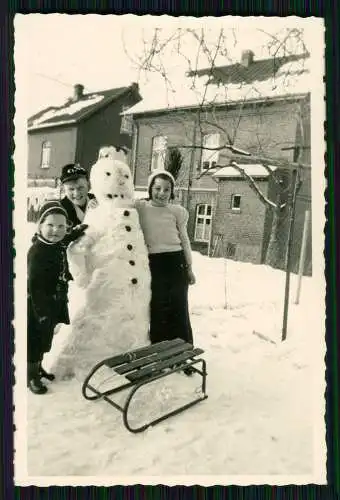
[14,14,322,118]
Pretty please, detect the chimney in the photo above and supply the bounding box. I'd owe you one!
[73,84,84,101]
[240,50,255,67]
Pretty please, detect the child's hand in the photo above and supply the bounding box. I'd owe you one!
[54,324,62,335]
[187,268,196,285]
[66,224,88,245]
[38,316,52,331]
[87,199,98,210]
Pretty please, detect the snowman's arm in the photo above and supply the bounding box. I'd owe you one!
[67,234,95,289]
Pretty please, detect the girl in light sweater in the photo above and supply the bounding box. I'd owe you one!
[136,169,196,347]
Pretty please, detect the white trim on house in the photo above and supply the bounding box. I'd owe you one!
[213,164,277,179]
[135,186,218,193]
[124,92,310,117]
[28,119,77,131]
[194,203,212,243]
[177,187,218,192]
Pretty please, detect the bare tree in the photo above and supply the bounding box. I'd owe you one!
[123,26,310,267]
[165,147,183,180]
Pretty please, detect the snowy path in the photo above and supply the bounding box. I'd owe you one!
[24,252,324,479]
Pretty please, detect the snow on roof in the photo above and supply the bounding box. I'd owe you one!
[213,164,277,179]
[124,54,311,116]
[28,84,138,131]
[29,94,105,128]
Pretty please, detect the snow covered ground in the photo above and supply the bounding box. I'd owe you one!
[16,227,326,485]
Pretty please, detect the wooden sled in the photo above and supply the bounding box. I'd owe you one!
[82,338,208,433]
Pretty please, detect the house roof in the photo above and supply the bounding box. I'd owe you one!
[124,52,311,116]
[28,83,140,131]
[212,164,277,179]
[187,52,310,85]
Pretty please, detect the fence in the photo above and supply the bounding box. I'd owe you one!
[27,179,61,222]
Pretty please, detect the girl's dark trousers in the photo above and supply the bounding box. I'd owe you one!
[148,250,193,345]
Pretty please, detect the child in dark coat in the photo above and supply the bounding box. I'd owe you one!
[27,201,74,394]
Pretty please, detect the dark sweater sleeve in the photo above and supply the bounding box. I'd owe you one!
[27,245,56,321]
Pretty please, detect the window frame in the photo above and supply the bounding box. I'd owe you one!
[120,106,133,135]
[201,133,220,172]
[40,141,52,169]
[231,193,242,212]
[194,203,213,243]
[151,135,168,172]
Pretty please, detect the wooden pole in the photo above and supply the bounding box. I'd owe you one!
[282,168,300,341]
[294,209,311,305]
[223,255,228,309]
[207,195,215,257]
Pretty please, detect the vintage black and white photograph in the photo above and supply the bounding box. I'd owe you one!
[13,14,326,485]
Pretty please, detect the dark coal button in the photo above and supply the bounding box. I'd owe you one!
[131,278,138,284]
[127,244,133,250]
[129,260,135,266]
[125,226,131,231]
[124,210,130,216]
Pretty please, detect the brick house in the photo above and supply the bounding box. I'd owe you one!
[210,164,277,264]
[27,82,141,181]
[123,51,311,271]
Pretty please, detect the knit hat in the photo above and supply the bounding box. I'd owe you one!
[60,163,88,184]
[147,169,176,199]
[37,200,68,225]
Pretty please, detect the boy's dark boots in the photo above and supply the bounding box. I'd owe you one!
[39,362,55,382]
[27,362,48,395]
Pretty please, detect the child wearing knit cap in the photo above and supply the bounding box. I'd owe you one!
[59,163,95,228]
[27,201,74,394]
[136,169,196,359]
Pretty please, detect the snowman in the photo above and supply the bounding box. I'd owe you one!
[50,148,151,380]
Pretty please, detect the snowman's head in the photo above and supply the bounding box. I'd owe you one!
[89,157,134,204]
[98,145,128,163]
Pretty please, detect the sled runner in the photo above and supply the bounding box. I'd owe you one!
[82,338,208,433]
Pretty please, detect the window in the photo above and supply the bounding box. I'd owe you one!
[40,141,51,169]
[120,106,133,135]
[194,204,212,242]
[151,135,167,171]
[201,133,220,171]
[231,194,241,211]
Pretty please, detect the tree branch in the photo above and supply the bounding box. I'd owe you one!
[229,161,286,209]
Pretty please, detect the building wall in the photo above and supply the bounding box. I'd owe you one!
[212,178,269,263]
[132,96,312,271]
[133,111,202,188]
[133,98,302,190]
[28,127,77,179]
[76,91,140,172]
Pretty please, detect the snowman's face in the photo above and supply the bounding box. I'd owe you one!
[90,158,134,203]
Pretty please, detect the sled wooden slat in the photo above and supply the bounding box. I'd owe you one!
[125,347,204,382]
[82,338,208,434]
[115,342,194,375]
[104,339,183,369]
